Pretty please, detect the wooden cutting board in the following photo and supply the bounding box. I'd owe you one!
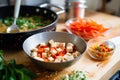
[4,43,120,80]
[3,10,120,80]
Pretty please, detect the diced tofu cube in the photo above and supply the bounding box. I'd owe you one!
[51,42,59,47]
[50,49,57,55]
[31,51,37,57]
[55,56,63,62]
[42,52,48,58]
[63,53,74,61]
[31,48,38,52]
[40,42,47,46]
[66,46,73,52]
[66,52,72,56]
[48,57,54,62]
[67,43,74,47]
[59,43,65,48]
[49,40,54,45]
[44,47,49,52]
[72,51,81,57]
[56,48,63,52]
[55,42,60,47]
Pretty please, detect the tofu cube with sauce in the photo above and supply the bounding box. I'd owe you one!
[55,56,63,62]
[42,52,48,58]
[48,57,54,62]
[40,42,47,46]
[59,43,65,48]
[49,40,54,45]
[50,49,57,55]
[56,48,63,52]
[44,47,49,52]
[63,53,74,61]
[31,51,38,57]
[66,43,74,52]
[73,51,81,57]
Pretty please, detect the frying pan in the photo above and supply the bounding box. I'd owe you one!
[0,5,64,50]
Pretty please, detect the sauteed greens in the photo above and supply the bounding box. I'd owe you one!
[0,50,37,80]
[0,16,51,32]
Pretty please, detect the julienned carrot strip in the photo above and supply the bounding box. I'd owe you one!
[67,18,110,40]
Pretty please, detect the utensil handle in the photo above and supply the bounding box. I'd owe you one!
[39,3,65,15]
[14,0,21,18]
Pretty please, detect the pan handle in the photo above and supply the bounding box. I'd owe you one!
[39,3,65,15]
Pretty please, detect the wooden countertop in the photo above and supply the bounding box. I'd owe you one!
[4,10,120,80]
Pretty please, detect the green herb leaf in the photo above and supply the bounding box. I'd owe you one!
[96,46,102,52]
[21,68,38,78]
[0,50,37,80]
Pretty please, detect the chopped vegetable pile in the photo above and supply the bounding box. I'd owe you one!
[66,18,110,41]
[89,43,114,60]
[31,40,81,62]
[0,50,37,80]
[91,43,113,52]
[60,70,88,80]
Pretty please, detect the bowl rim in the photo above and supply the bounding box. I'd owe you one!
[87,40,116,55]
[65,18,112,41]
[23,31,87,64]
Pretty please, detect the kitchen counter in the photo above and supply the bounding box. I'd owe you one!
[3,10,120,80]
